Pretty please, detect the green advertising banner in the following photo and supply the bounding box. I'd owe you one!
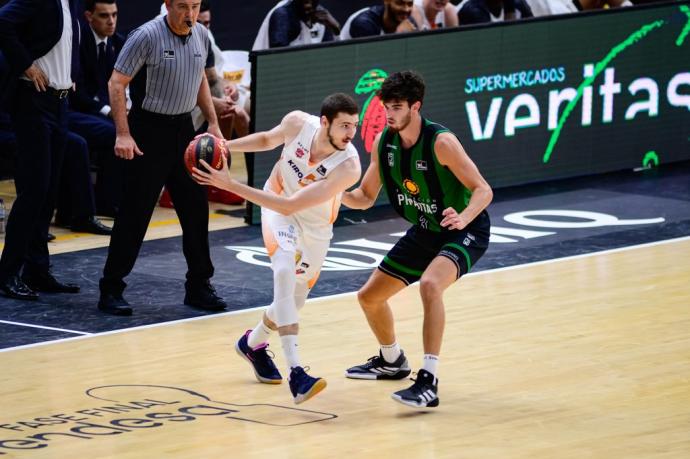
[247,2,690,223]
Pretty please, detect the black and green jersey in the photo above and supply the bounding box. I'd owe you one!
[378,118,473,232]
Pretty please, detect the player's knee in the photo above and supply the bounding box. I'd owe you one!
[272,264,294,284]
[357,287,381,311]
[419,276,443,301]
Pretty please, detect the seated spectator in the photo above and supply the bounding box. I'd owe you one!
[526,0,631,16]
[340,0,425,40]
[414,0,458,29]
[253,0,340,50]
[195,0,249,141]
[68,0,125,218]
[458,0,533,25]
[0,109,110,235]
[55,132,112,235]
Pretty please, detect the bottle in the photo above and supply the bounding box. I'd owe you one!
[0,198,5,234]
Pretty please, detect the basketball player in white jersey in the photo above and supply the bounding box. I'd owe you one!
[192,93,361,404]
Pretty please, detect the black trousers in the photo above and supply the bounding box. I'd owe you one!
[99,110,213,295]
[0,84,68,282]
[56,131,96,223]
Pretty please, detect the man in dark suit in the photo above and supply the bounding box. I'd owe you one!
[0,0,82,300]
[68,0,124,220]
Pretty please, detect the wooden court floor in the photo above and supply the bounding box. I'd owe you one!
[1,238,688,458]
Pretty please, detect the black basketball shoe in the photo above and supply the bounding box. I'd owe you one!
[391,369,439,408]
[345,351,411,380]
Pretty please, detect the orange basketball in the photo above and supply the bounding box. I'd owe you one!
[184,133,228,176]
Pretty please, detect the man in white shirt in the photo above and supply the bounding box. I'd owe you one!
[0,0,82,300]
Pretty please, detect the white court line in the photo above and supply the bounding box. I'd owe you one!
[0,320,90,335]
[1,234,689,354]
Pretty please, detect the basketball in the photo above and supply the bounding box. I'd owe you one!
[184,133,228,176]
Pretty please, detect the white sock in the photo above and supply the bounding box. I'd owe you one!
[380,342,401,363]
[281,334,300,370]
[247,319,272,349]
[422,354,439,379]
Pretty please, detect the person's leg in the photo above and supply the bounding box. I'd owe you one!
[67,111,123,217]
[164,120,219,309]
[346,226,439,380]
[357,269,408,347]
[391,220,490,409]
[0,90,55,296]
[100,114,172,299]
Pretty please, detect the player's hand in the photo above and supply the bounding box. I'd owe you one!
[24,64,49,92]
[440,207,468,230]
[114,133,143,160]
[192,155,234,191]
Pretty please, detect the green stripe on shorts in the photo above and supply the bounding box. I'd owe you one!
[383,256,424,277]
[443,243,472,272]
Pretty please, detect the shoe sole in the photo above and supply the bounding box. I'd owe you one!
[293,378,327,405]
[234,341,282,385]
[345,369,411,380]
[390,393,439,409]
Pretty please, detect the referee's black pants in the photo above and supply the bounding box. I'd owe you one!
[99,110,214,296]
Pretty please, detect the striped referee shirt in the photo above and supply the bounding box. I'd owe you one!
[115,15,209,115]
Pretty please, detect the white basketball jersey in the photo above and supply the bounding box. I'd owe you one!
[264,115,359,239]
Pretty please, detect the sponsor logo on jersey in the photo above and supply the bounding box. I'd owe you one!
[403,179,420,196]
[386,144,398,150]
[396,193,438,215]
[287,159,304,179]
[416,160,428,171]
[387,152,394,167]
[317,165,327,176]
[298,173,318,187]
[295,148,305,158]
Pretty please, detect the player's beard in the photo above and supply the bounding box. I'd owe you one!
[326,125,346,151]
[388,111,412,132]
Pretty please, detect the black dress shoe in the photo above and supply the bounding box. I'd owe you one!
[0,276,39,301]
[22,271,80,293]
[71,216,112,235]
[98,293,133,316]
[184,281,227,311]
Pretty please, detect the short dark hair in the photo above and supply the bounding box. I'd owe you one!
[200,0,211,13]
[320,93,359,123]
[378,70,425,106]
[84,0,116,13]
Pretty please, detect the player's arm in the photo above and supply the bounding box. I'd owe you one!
[434,132,493,230]
[193,156,361,216]
[341,132,383,209]
[223,111,305,153]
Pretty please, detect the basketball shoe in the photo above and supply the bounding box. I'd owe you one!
[391,369,439,408]
[345,351,411,380]
[288,366,327,404]
[235,330,282,384]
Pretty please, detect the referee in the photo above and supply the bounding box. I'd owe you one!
[97,0,226,316]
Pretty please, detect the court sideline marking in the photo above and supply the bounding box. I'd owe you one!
[1,234,688,354]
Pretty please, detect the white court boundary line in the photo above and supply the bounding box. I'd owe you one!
[1,235,689,354]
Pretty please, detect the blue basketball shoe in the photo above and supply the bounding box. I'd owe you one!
[288,366,327,404]
[235,330,282,384]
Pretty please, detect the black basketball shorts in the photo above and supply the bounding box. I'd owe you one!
[378,212,490,285]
